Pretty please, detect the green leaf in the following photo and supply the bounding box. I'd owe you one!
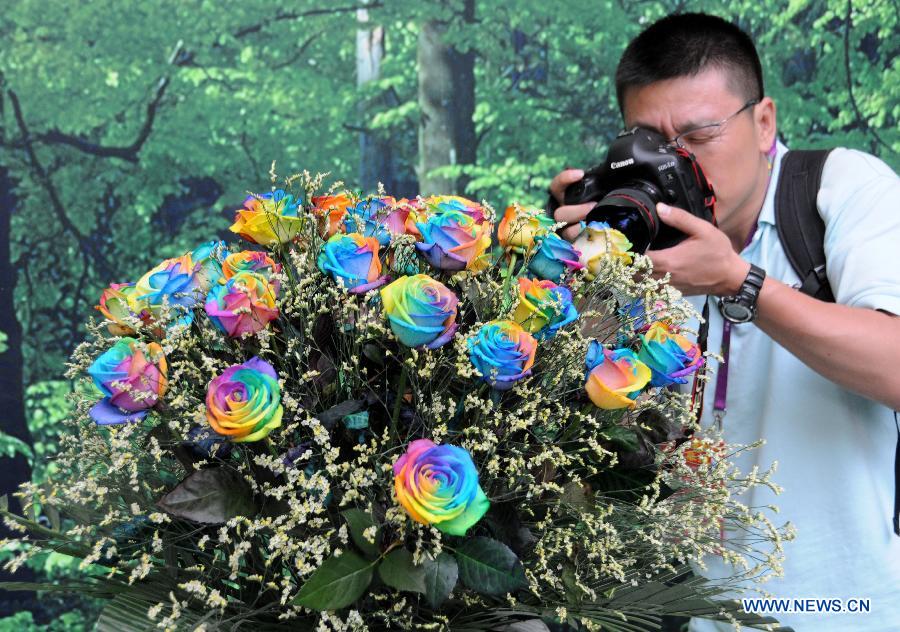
[94,594,158,632]
[94,582,204,632]
[378,548,426,594]
[293,551,375,611]
[0,432,34,462]
[455,537,526,596]
[561,564,586,604]
[602,425,641,451]
[341,508,380,559]
[362,343,385,365]
[559,481,591,511]
[342,411,369,430]
[0,581,106,595]
[504,622,551,632]
[422,551,458,609]
[156,467,256,524]
[44,504,61,532]
[318,399,365,428]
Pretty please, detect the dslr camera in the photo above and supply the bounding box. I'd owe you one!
[562,128,716,252]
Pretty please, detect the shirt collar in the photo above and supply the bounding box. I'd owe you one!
[756,139,790,227]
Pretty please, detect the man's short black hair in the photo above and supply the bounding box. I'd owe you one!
[615,13,764,114]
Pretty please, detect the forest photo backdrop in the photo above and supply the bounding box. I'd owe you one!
[0,0,897,628]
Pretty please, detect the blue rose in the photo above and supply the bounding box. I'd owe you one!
[467,320,538,390]
[343,197,394,245]
[528,233,584,282]
[317,233,387,293]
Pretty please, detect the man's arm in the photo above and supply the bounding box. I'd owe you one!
[647,203,900,410]
[755,275,900,409]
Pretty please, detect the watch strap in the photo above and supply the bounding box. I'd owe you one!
[720,263,766,323]
[739,263,766,305]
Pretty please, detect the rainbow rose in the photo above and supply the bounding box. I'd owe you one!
[528,233,584,282]
[380,275,458,348]
[343,196,397,245]
[393,438,490,536]
[618,298,668,333]
[205,271,279,337]
[497,204,554,254]
[512,278,579,340]
[415,210,492,272]
[132,254,207,326]
[205,357,283,442]
[230,189,304,246]
[96,282,150,336]
[382,200,421,237]
[222,251,281,290]
[190,240,226,289]
[311,193,354,238]
[636,321,704,387]
[317,233,387,293]
[468,320,537,390]
[87,337,168,425]
[572,221,633,275]
[584,341,651,409]
[423,195,488,223]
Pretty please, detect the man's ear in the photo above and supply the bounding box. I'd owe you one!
[755,97,777,153]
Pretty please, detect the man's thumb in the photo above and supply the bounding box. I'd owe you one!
[656,203,703,232]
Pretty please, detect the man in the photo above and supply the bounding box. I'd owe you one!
[549,13,900,632]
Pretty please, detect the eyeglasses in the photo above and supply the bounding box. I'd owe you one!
[667,99,760,149]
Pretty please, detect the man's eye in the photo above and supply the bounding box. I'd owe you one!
[683,129,718,144]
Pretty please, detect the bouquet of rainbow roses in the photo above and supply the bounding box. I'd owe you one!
[1,174,790,631]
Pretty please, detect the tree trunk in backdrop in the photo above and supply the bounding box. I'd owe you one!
[416,0,476,195]
[0,88,37,613]
[357,6,398,194]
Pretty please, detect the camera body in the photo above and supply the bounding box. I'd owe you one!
[563,128,716,252]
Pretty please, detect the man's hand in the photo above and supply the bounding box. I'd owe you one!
[645,203,750,296]
[549,169,596,241]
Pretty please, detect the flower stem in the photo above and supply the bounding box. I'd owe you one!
[264,437,280,459]
[390,363,408,444]
[501,252,518,312]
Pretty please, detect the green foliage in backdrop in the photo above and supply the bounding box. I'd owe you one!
[0,0,896,626]
[2,0,897,381]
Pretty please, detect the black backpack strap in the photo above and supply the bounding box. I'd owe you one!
[774,149,836,303]
[776,149,900,537]
[894,411,900,536]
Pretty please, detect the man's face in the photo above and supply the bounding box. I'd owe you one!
[621,67,775,239]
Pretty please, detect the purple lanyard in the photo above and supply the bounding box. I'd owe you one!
[710,146,777,429]
[712,224,759,429]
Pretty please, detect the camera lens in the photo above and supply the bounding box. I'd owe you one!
[585,185,661,253]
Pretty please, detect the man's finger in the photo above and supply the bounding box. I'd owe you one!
[656,203,710,235]
[549,168,585,203]
[554,202,596,225]
[561,224,582,242]
[643,249,668,279]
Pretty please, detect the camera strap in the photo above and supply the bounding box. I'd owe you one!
[690,300,711,423]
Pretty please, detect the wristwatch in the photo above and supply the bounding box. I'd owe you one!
[718,264,766,323]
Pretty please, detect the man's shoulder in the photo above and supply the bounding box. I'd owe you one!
[815,147,900,221]
[821,147,899,185]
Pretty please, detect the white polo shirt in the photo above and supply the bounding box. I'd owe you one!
[687,141,900,632]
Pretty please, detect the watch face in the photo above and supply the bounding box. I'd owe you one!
[721,300,752,323]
